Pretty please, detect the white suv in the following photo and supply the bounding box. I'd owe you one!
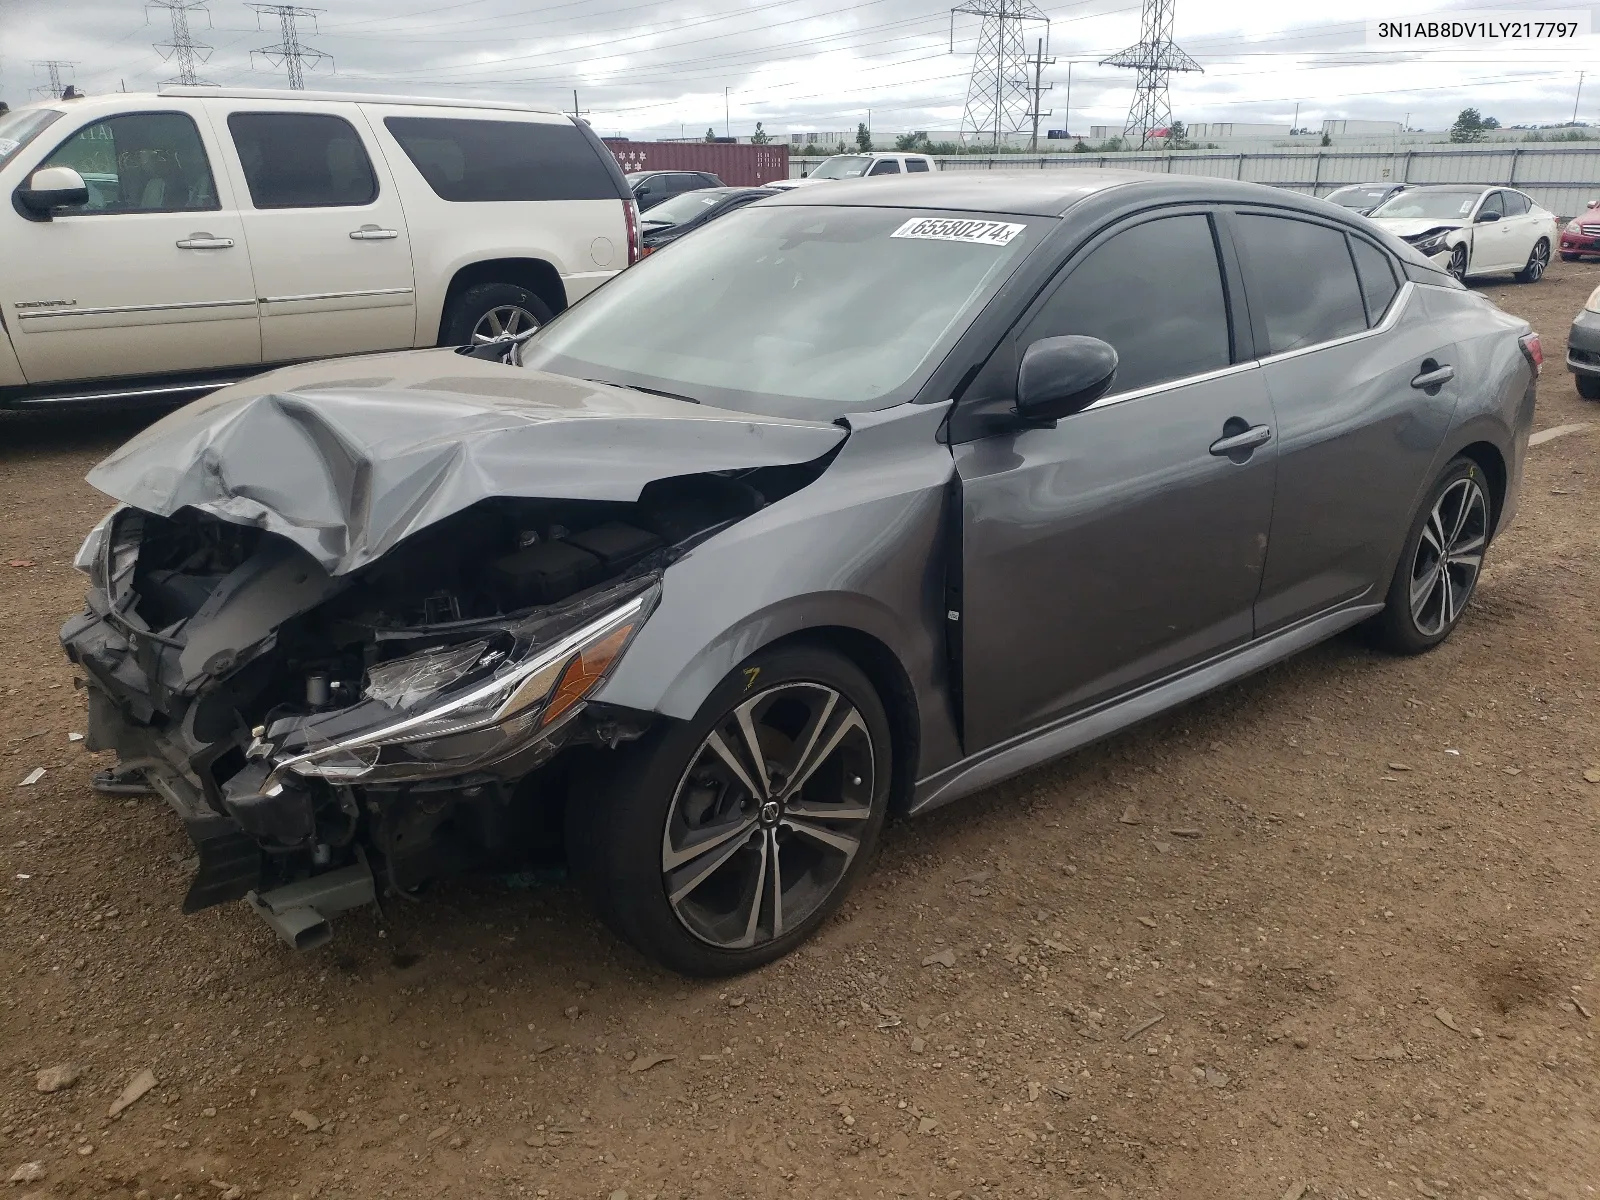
[766,151,938,191]
[0,88,638,407]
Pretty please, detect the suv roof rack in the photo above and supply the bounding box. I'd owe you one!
[155,85,560,115]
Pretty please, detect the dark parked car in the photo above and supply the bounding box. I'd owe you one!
[1566,283,1600,398]
[1323,182,1407,215]
[64,171,1539,976]
[626,169,723,211]
[639,186,778,254]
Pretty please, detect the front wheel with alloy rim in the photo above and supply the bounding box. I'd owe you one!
[1448,244,1469,282]
[566,645,892,976]
[1515,237,1551,283]
[1369,456,1491,654]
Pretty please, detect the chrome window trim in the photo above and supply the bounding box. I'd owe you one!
[259,287,414,304]
[16,298,257,321]
[1072,280,1415,411]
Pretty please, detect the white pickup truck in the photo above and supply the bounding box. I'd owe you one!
[0,87,640,408]
[766,151,938,191]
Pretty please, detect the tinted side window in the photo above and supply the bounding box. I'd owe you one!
[869,159,901,175]
[42,112,218,214]
[1023,213,1232,396]
[905,159,930,172]
[1235,214,1367,354]
[384,117,620,201]
[1477,191,1503,218]
[1349,237,1400,326]
[1503,191,1530,216]
[228,113,377,209]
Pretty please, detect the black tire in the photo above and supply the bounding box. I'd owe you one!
[1369,456,1491,655]
[1448,244,1469,282]
[1561,252,1580,262]
[1515,238,1551,283]
[1577,374,1600,401]
[439,282,553,346]
[567,644,892,976]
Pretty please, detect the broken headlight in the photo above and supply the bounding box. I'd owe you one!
[269,583,658,785]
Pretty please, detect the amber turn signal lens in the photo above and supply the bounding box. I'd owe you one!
[540,624,635,727]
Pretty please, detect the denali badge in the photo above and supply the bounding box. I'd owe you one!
[15,299,78,310]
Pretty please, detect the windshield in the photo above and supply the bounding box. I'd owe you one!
[1371,189,1481,220]
[1327,186,1390,209]
[808,155,872,179]
[640,190,726,226]
[520,205,1038,417]
[0,107,64,171]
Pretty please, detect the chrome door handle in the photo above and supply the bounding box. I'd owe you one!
[176,235,234,249]
[1410,364,1455,389]
[349,227,399,241]
[1209,424,1272,456]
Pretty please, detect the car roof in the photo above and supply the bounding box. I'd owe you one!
[8,87,573,121]
[765,169,1380,219]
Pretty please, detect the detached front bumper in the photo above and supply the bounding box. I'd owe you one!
[1568,311,1600,378]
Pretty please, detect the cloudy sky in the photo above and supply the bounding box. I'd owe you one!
[0,0,1594,139]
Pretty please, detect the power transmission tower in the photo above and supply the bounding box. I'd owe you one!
[1026,38,1054,151]
[148,1,214,87]
[248,4,331,90]
[31,60,77,99]
[950,0,1048,149]
[1099,0,1201,149]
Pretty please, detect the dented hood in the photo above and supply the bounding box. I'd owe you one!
[88,349,847,576]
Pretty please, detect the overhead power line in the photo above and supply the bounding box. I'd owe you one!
[32,59,77,99]
[1101,0,1202,148]
[148,0,214,87]
[951,0,1049,148]
[248,3,330,89]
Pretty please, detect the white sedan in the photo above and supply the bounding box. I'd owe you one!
[1366,185,1557,283]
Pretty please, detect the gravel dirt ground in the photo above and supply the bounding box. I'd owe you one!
[2,261,1598,1200]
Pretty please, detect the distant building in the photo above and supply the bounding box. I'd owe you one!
[1322,119,1403,137]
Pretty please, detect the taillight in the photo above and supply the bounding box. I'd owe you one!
[1519,332,1543,376]
[623,199,641,266]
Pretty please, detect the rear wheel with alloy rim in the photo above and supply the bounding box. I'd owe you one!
[1369,457,1490,654]
[1516,238,1551,283]
[1448,245,1469,282]
[566,645,891,975]
[439,282,554,347]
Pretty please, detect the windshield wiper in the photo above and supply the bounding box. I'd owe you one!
[583,378,701,405]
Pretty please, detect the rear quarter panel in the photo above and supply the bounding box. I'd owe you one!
[361,105,628,342]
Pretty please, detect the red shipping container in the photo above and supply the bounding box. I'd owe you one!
[599,140,789,187]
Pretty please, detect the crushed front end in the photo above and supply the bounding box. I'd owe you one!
[60,479,766,949]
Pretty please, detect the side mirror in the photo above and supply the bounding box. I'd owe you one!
[1588,199,1599,209]
[1476,210,1501,224]
[1016,335,1119,422]
[15,165,89,220]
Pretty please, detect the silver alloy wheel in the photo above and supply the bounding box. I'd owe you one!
[1524,239,1550,281]
[471,304,540,344]
[1409,476,1488,637]
[661,681,876,950]
[1448,245,1468,281]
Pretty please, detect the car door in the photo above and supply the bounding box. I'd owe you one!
[1500,190,1539,268]
[1234,211,1463,632]
[207,99,417,363]
[0,104,259,386]
[1469,190,1511,271]
[954,209,1277,751]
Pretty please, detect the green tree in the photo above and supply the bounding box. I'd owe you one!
[1103,136,1124,152]
[856,122,872,151]
[1320,131,1332,147]
[895,131,932,152]
[704,127,717,143]
[801,142,820,156]
[1449,108,1500,143]
[750,121,769,145]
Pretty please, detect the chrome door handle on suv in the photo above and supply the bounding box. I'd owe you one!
[176,235,235,249]
[349,226,400,241]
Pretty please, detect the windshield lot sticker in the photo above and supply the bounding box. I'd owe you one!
[891,217,1025,246]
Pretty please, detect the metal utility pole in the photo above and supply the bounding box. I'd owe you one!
[1574,71,1586,125]
[248,4,330,90]
[569,90,589,124]
[1026,38,1054,151]
[1100,0,1202,149]
[724,87,730,138]
[951,0,1048,149]
[148,1,214,87]
[31,60,78,99]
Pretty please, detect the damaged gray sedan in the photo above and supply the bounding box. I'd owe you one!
[64,171,1539,975]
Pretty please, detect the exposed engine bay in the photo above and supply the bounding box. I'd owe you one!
[61,465,818,949]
